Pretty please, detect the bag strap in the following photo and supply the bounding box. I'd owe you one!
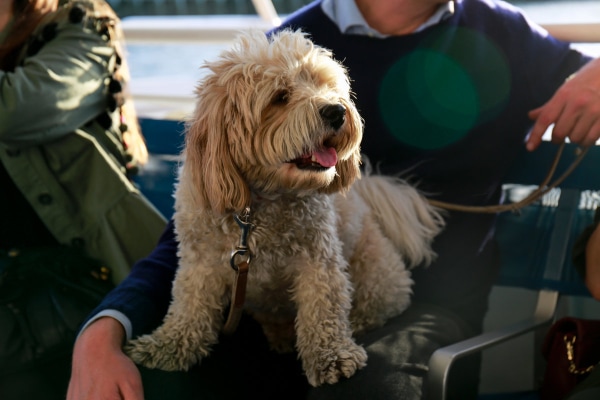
[564,334,597,375]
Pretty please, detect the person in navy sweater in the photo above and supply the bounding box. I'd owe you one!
[68,0,600,399]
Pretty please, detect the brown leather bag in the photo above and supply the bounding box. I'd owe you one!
[540,317,600,400]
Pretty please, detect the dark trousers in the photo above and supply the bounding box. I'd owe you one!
[140,302,478,400]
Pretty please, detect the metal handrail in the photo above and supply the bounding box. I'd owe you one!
[121,21,600,45]
[121,15,275,44]
[251,0,281,26]
[544,23,600,43]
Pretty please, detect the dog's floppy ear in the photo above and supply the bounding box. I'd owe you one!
[184,86,251,215]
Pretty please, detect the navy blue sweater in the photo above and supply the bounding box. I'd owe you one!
[91,0,592,335]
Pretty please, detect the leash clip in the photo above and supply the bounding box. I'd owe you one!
[230,207,254,271]
[224,207,254,335]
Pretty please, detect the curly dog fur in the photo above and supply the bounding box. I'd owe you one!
[125,29,445,387]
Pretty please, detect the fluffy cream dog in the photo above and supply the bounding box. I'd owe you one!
[125,29,445,387]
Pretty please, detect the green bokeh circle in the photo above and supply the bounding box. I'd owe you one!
[379,28,510,150]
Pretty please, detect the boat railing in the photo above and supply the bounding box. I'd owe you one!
[122,19,600,45]
[121,2,600,119]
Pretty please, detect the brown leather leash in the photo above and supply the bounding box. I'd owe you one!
[427,143,590,214]
[222,207,254,335]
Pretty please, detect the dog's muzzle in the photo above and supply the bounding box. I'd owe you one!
[320,104,346,131]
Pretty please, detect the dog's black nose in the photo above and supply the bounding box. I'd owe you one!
[320,104,346,130]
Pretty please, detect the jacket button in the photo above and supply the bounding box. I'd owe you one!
[38,193,53,205]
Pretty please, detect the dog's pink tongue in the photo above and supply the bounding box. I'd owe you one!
[314,147,337,167]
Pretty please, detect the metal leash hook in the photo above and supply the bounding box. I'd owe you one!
[229,207,254,271]
[223,207,255,335]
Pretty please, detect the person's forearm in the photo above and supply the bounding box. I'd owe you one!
[79,309,132,341]
[81,220,179,339]
[74,316,126,356]
[69,316,145,400]
[84,262,176,339]
[585,225,600,300]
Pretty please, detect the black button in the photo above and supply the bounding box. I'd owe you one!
[38,193,53,205]
[6,149,20,156]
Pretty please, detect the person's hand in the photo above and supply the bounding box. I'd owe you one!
[67,317,144,400]
[527,58,600,151]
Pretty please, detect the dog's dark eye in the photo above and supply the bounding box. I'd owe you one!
[272,90,290,105]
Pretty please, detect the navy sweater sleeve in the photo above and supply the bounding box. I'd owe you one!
[87,219,178,338]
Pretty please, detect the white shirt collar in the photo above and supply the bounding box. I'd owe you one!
[321,0,455,38]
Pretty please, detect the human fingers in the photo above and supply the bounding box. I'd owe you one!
[115,356,145,400]
[67,358,123,400]
[67,374,123,400]
[551,88,600,146]
[581,119,600,147]
[527,103,561,151]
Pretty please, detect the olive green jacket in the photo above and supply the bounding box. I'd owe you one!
[0,0,167,283]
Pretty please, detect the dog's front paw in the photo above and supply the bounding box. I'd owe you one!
[125,332,206,371]
[304,341,368,386]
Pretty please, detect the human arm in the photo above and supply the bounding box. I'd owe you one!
[0,16,113,146]
[572,209,600,300]
[526,57,600,151]
[68,220,178,400]
[585,220,600,300]
[68,317,143,400]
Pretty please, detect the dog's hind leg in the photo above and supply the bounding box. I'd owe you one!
[124,261,228,371]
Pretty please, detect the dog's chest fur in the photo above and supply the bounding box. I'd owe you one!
[179,192,346,315]
[243,194,344,310]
